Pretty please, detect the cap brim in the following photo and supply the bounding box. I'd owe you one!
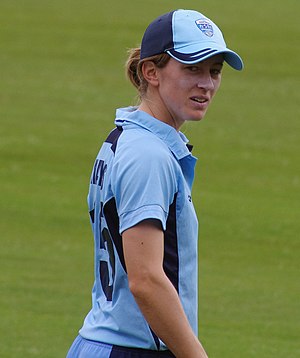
[167,46,244,71]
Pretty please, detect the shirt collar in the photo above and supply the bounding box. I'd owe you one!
[115,106,193,160]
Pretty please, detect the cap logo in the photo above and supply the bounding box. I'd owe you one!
[195,19,214,37]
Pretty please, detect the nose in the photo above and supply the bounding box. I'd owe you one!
[196,73,214,91]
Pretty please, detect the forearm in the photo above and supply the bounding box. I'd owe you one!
[123,221,208,357]
[130,271,208,358]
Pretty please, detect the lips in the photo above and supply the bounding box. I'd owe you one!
[190,96,209,111]
[190,96,209,104]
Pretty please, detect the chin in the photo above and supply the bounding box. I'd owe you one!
[188,113,206,122]
[189,109,208,121]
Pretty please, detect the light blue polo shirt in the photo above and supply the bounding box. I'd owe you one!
[79,106,199,351]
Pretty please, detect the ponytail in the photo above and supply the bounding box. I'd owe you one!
[126,48,142,91]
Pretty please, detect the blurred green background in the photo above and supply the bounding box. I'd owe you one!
[0,0,299,357]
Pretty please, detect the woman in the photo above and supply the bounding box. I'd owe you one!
[67,9,243,358]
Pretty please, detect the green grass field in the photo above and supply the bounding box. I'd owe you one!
[1,0,299,356]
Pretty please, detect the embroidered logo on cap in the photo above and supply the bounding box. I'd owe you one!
[195,19,214,37]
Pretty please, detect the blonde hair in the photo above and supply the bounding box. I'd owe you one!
[125,48,170,99]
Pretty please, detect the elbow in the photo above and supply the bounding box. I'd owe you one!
[128,274,152,299]
[128,270,163,300]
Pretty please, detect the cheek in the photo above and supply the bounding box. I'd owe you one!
[213,78,222,95]
[160,78,183,102]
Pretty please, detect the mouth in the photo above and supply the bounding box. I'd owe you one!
[190,96,209,104]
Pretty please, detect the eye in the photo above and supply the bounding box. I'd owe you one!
[210,68,222,76]
[186,65,200,72]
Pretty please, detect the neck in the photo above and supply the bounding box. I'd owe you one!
[138,97,180,131]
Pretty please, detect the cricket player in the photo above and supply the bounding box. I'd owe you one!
[67,9,243,358]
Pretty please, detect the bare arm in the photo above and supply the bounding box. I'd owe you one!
[122,220,208,358]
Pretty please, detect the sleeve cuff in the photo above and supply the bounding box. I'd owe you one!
[119,205,167,234]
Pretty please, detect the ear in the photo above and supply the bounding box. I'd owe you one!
[141,61,159,87]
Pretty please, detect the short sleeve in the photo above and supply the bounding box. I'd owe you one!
[111,132,178,233]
